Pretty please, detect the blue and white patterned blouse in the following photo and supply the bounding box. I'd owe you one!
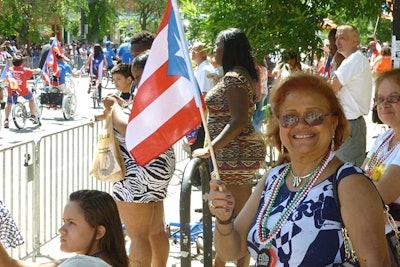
[247,162,364,266]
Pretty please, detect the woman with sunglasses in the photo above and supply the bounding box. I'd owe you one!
[362,69,400,232]
[208,73,390,266]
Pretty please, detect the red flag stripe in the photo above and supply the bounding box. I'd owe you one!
[137,26,169,89]
[127,77,200,148]
[130,62,178,113]
[129,99,200,163]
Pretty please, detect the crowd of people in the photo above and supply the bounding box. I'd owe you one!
[0,21,399,267]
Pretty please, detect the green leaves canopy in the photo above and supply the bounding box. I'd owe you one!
[181,0,384,62]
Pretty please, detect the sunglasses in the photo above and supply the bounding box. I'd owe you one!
[374,94,400,105]
[279,112,334,128]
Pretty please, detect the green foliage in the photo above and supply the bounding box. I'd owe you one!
[180,0,386,62]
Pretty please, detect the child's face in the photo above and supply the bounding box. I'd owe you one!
[59,201,98,255]
[112,73,132,93]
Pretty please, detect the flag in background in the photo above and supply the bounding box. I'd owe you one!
[126,0,203,166]
[42,36,62,83]
[0,65,19,89]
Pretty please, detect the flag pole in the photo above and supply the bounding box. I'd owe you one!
[199,106,221,180]
[171,0,221,180]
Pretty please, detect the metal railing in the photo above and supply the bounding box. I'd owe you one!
[0,121,189,261]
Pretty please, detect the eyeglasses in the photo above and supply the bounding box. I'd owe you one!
[374,94,400,105]
[279,112,335,128]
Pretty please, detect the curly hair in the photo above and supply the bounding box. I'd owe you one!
[266,73,349,152]
[130,31,155,47]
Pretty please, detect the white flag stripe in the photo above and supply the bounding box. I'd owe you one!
[138,26,168,90]
[126,77,194,148]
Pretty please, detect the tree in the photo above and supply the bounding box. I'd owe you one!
[0,0,89,45]
[85,0,117,42]
[180,0,384,62]
[116,0,165,34]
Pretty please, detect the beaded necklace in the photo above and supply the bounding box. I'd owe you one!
[365,131,399,181]
[256,151,334,248]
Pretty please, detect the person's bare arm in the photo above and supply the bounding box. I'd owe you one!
[0,242,61,266]
[373,164,400,205]
[210,175,266,261]
[339,174,390,266]
[329,75,343,93]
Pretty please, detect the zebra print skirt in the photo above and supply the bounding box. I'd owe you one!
[112,131,176,203]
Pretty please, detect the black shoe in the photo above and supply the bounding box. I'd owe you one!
[4,119,9,129]
[31,115,40,125]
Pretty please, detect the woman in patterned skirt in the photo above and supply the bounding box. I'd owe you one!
[192,28,266,267]
[100,51,175,267]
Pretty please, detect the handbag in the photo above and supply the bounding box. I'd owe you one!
[332,167,360,267]
[89,110,126,182]
[332,165,400,267]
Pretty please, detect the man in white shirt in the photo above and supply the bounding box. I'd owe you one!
[191,42,214,95]
[330,25,372,166]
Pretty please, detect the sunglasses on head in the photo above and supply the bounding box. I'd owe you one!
[374,94,400,106]
[279,112,335,128]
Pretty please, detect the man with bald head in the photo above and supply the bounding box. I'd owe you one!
[330,25,372,166]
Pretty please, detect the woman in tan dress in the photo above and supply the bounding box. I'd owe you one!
[192,28,266,267]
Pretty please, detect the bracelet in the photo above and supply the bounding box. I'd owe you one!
[217,217,234,225]
[215,221,234,236]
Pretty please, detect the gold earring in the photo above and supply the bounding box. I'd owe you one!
[331,135,335,151]
[281,143,285,154]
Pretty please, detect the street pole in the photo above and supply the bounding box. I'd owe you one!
[80,8,86,42]
[393,0,400,67]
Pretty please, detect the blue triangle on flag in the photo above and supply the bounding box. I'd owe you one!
[167,9,190,80]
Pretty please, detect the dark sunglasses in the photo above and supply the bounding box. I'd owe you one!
[374,94,400,105]
[279,112,335,128]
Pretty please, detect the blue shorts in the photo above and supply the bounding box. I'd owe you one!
[7,91,33,103]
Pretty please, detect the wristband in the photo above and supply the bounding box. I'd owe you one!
[217,217,234,225]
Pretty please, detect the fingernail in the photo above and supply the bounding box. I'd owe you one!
[226,194,232,199]
[227,201,233,205]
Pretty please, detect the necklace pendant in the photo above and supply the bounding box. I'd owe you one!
[293,175,302,187]
[257,248,276,267]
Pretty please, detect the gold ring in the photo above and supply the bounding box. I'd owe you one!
[209,200,215,209]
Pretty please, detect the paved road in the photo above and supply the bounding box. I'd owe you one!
[0,76,117,148]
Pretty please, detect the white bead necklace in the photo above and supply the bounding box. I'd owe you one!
[256,151,334,248]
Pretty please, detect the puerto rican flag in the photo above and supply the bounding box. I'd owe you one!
[0,65,19,90]
[126,0,203,166]
[42,36,62,84]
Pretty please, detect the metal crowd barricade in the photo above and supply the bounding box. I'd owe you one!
[180,158,213,266]
[0,140,37,260]
[0,121,190,261]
